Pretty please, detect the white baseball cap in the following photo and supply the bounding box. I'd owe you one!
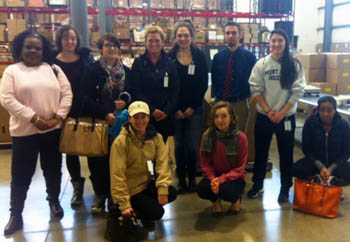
[128,101,150,116]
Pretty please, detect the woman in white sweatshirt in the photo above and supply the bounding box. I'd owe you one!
[247,29,305,203]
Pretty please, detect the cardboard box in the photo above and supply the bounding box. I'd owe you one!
[299,53,327,69]
[327,53,350,69]
[208,30,216,43]
[191,0,205,10]
[208,0,218,10]
[327,68,350,84]
[28,0,46,7]
[130,0,144,8]
[195,30,206,43]
[309,82,337,95]
[304,68,326,83]
[91,31,100,43]
[176,0,184,9]
[150,0,161,8]
[0,25,5,42]
[114,0,129,8]
[337,81,350,95]
[115,27,130,40]
[6,0,25,7]
[162,0,175,9]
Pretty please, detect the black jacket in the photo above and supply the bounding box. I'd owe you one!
[128,50,180,115]
[302,111,350,170]
[80,60,131,119]
[53,47,93,117]
[167,44,208,111]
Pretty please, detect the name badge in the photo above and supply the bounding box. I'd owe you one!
[284,120,292,131]
[147,160,154,176]
[164,72,169,87]
[188,64,195,75]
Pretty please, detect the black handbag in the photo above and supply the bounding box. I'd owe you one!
[105,206,145,242]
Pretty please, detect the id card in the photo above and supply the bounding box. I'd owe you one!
[188,64,195,75]
[164,72,169,87]
[147,160,154,176]
[284,120,292,131]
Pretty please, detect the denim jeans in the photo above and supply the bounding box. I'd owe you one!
[174,105,204,183]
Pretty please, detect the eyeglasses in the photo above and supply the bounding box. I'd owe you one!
[104,43,118,49]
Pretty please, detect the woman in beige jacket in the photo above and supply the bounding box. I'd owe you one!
[109,101,177,230]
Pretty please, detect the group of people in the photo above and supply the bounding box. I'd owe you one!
[1,18,350,238]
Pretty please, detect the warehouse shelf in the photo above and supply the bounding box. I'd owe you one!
[105,9,292,19]
[0,7,98,15]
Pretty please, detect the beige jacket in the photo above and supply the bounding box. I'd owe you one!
[110,124,172,211]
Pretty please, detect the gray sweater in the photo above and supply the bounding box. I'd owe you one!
[249,54,306,116]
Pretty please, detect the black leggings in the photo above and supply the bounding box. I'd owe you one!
[196,178,245,203]
[130,183,177,220]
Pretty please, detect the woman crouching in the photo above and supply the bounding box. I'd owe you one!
[197,101,248,216]
[109,101,177,231]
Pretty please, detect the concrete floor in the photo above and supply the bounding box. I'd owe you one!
[1,137,350,242]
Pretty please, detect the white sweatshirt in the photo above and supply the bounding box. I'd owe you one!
[249,54,306,116]
[1,62,72,136]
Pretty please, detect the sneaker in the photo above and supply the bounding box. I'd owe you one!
[278,187,289,203]
[247,184,264,198]
[91,195,106,214]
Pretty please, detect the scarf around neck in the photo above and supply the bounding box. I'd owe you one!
[202,125,239,163]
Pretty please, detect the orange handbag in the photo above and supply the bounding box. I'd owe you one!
[293,178,343,218]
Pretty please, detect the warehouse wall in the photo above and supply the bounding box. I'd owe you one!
[294,0,320,52]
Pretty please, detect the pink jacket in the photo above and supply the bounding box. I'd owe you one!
[200,131,248,184]
[1,62,72,136]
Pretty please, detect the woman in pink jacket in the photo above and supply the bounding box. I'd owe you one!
[1,31,72,235]
[197,101,248,216]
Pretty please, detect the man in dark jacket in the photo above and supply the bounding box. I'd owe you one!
[211,22,256,133]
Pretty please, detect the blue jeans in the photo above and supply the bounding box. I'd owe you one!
[174,105,204,183]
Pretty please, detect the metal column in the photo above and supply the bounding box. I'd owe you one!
[98,0,114,36]
[323,0,333,52]
[71,0,89,47]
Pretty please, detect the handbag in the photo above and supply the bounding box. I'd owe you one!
[105,206,145,242]
[59,117,109,157]
[293,178,343,218]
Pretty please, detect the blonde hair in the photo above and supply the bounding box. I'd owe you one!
[144,25,165,42]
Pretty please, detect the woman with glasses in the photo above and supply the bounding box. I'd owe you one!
[53,25,93,207]
[80,33,131,214]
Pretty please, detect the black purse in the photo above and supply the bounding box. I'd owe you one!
[105,205,146,242]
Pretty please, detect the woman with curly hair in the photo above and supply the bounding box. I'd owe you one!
[1,30,72,235]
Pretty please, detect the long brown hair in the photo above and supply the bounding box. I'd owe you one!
[211,101,238,129]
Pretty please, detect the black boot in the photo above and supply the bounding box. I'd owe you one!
[177,177,188,195]
[188,177,197,193]
[4,214,23,235]
[49,201,64,218]
[71,178,85,207]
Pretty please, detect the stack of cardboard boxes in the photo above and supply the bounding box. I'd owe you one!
[6,0,25,7]
[298,53,350,96]
[0,105,11,143]
[241,23,260,44]
[7,16,26,42]
[191,0,206,10]
[114,0,129,8]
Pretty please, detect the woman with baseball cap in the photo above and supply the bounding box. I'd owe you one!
[109,101,177,232]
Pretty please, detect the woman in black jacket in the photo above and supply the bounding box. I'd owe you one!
[53,25,93,207]
[129,25,180,143]
[81,33,131,214]
[167,20,208,193]
[292,96,350,185]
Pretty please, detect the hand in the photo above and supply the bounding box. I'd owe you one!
[175,110,185,120]
[152,109,163,121]
[210,178,220,194]
[270,111,285,124]
[158,112,168,121]
[183,107,194,118]
[121,208,134,217]
[114,100,126,110]
[46,118,60,129]
[158,195,168,205]
[35,119,51,131]
[320,167,331,183]
[105,113,116,125]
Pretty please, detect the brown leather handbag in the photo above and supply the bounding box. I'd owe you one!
[293,178,343,218]
[59,117,109,157]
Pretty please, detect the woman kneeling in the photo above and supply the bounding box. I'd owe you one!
[197,101,248,215]
[293,96,350,185]
[110,101,177,230]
